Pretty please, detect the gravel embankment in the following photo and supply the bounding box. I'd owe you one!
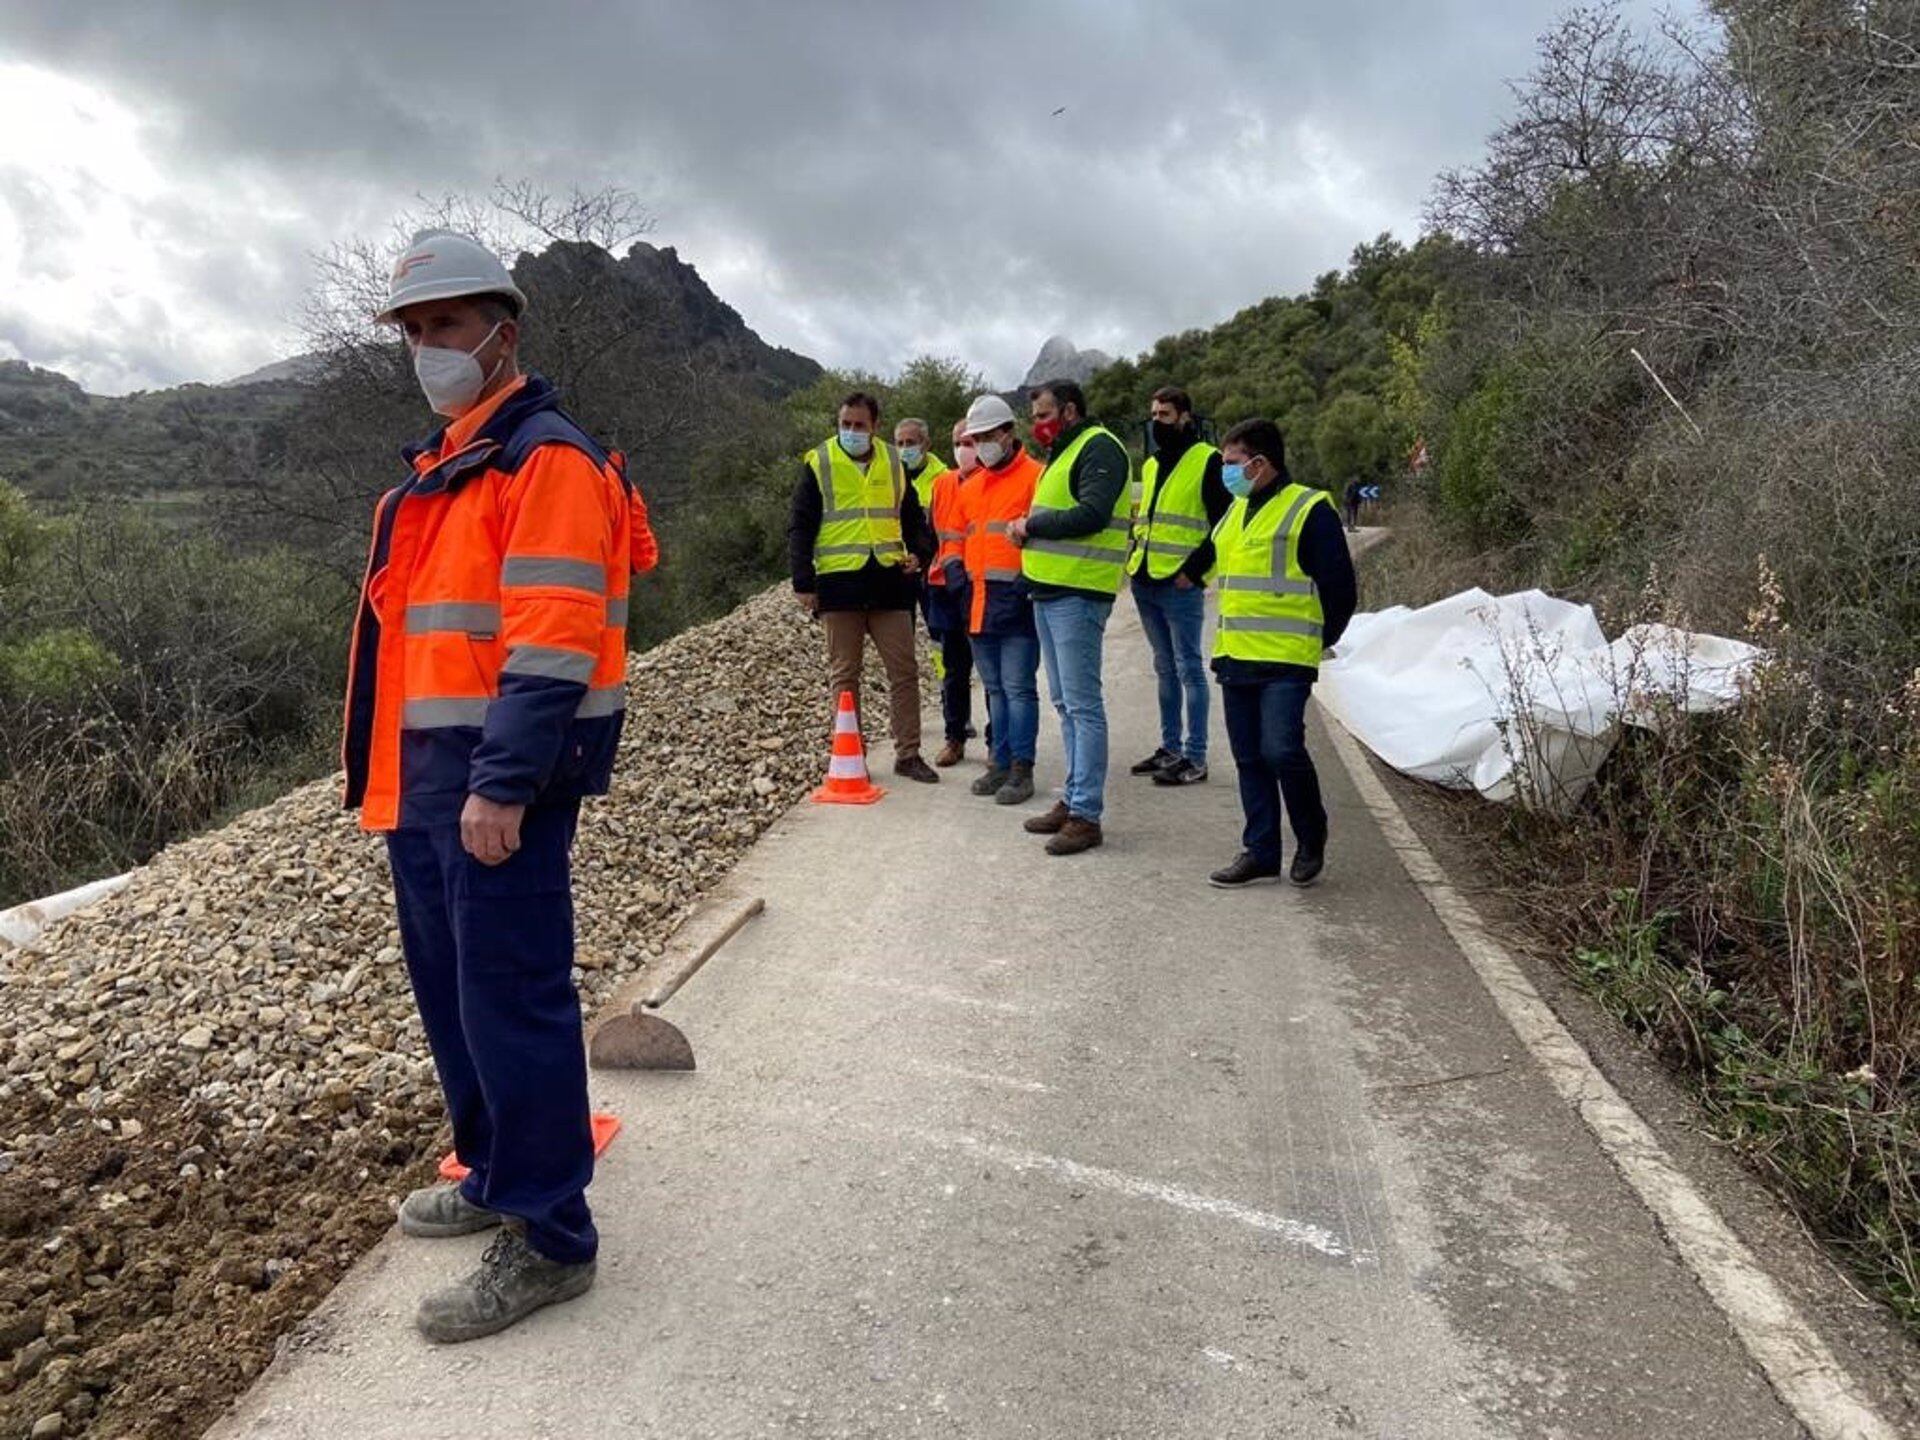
[0,586,896,1440]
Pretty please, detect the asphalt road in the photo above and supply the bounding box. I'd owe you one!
[207,575,1896,1440]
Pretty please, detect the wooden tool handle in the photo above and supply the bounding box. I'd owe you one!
[641,897,765,1010]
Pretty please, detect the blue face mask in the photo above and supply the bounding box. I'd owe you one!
[839,428,872,457]
[899,445,924,467]
[1222,462,1253,498]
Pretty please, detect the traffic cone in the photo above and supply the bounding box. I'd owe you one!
[811,689,886,805]
[438,1112,621,1183]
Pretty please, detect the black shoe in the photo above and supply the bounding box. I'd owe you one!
[964,724,979,739]
[1152,758,1209,787]
[1290,848,1325,887]
[893,756,940,784]
[1209,853,1282,889]
[1130,747,1179,776]
[415,1228,595,1344]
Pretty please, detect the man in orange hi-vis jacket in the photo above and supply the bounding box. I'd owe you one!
[341,229,657,1344]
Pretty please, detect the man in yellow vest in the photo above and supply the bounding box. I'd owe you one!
[1006,378,1133,855]
[1127,385,1230,788]
[789,392,940,783]
[1202,418,1356,888]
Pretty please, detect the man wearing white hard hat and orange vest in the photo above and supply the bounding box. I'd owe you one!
[342,229,657,1342]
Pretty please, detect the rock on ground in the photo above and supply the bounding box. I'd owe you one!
[0,586,919,1440]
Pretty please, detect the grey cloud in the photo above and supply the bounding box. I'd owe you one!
[3,0,1689,391]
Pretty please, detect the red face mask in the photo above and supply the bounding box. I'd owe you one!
[1031,416,1063,448]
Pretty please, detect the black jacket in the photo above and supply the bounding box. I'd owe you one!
[1209,487,1357,686]
[788,447,934,613]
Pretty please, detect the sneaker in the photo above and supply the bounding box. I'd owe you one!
[995,762,1035,806]
[1290,848,1326,887]
[894,755,940,784]
[1024,801,1071,835]
[1152,758,1209,787]
[970,766,1010,797]
[1130,747,1179,776]
[935,739,966,767]
[1209,853,1282,889]
[399,1183,502,1239]
[415,1227,596,1344]
[1046,817,1104,856]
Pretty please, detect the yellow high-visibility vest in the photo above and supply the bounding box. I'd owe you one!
[806,438,907,576]
[1128,442,1217,579]
[1209,483,1332,668]
[1021,426,1132,595]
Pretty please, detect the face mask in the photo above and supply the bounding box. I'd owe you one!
[955,443,980,475]
[1222,462,1253,498]
[1031,416,1063,449]
[899,445,924,467]
[839,428,872,457]
[413,321,504,418]
[976,438,1009,469]
[1150,420,1186,453]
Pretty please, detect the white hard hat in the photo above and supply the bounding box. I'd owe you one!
[373,229,529,324]
[962,394,1017,435]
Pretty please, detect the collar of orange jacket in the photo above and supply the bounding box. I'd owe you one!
[440,372,529,456]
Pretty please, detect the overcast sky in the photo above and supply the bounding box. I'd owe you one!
[0,0,1687,396]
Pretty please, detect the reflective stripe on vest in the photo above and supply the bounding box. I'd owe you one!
[1211,484,1331,668]
[1128,442,1217,579]
[402,683,627,731]
[808,439,906,575]
[1021,426,1133,596]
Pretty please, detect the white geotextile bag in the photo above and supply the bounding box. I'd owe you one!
[1318,588,1762,813]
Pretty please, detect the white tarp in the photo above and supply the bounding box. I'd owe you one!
[1318,587,1762,812]
[0,872,133,953]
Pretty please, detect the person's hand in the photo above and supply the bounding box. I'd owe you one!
[1174,573,1196,590]
[1007,516,1029,546]
[902,554,923,576]
[460,794,525,866]
[795,590,819,614]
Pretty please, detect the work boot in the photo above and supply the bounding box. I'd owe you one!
[1152,758,1209,787]
[415,1227,596,1345]
[1023,801,1071,835]
[970,765,1010,796]
[935,739,966,768]
[894,755,940,784]
[995,762,1036,806]
[1046,817,1104,856]
[1209,852,1282,889]
[1290,847,1326,887]
[1130,747,1179,776]
[399,1183,502,1239]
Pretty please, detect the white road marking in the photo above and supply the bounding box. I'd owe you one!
[915,1129,1364,1263]
[908,1061,1051,1094]
[1321,709,1900,1440]
[820,971,1043,1018]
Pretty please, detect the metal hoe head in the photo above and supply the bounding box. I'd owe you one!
[589,1007,697,1071]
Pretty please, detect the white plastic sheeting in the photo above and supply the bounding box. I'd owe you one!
[1317,587,1762,812]
[0,872,133,953]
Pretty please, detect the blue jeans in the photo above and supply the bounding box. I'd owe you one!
[1034,595,1112,822]
[1220,677,1327,868]
[386,801,597,1265]
[971,632,1040,769]
[1132,581,1209,766]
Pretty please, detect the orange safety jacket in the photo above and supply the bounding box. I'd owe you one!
[926,467,970,587]
[342,374,658,833]
[963,451,1043,636]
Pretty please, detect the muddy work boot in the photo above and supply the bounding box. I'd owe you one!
[399,1183,502,1239]
[416,1227,596,1344]
[970,765,1010,796]
[994,762,1035,806]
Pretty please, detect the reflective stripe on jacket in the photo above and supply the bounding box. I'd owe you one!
[1206,483,1331,669]
[1020,425,1133,596]
[807,438,907,576]
[342,375,642,832]
[1129,442,1217,579]
[964,452,1042,635]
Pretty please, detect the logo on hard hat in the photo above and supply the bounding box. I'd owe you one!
[392,252,437,281]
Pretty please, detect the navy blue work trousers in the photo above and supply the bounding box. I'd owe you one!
[1220,677,1328,868]
[385,800,597,1264]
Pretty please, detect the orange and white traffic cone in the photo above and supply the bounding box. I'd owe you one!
[811,689,886,805]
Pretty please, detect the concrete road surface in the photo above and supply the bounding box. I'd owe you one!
[208,574,1898,1440]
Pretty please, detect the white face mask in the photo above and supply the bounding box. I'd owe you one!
[954,442,980,475]
[976,437,1009,468]
[414,322,505,418]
